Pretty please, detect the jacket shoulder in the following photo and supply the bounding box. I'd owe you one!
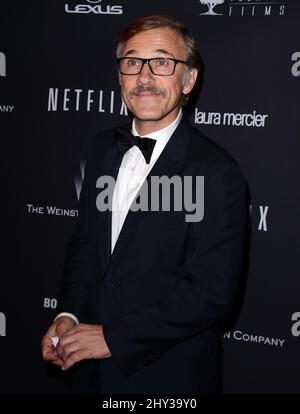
[90,121,131,151]
[184,120,242,172]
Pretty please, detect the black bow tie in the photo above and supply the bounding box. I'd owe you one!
[115,129,156,164]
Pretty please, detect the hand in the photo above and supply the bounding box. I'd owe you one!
[56,324,111,371]
[41,316,76,367]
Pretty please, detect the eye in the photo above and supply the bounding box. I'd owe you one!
[127,58,140,67]
[156,58,169,66]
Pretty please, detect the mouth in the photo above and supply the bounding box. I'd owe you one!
[135,92,161,98]
[129,85,166,99]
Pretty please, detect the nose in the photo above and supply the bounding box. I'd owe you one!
[137,61,154,84]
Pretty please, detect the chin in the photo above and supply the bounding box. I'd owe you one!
[131,108,165,120]
[135,114,164,122]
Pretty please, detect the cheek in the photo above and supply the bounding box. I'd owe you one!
[167,81,184,99]
[121,77,134,92]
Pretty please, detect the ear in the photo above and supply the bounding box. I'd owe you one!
[183,68,198,95]
[118,72,122,85]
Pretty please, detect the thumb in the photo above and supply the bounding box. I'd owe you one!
[55,317,76,337]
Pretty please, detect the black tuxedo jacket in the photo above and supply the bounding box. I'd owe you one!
[58,116,247,393]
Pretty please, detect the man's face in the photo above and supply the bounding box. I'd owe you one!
[118,28,198,131]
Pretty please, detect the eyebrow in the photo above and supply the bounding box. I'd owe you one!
[155,49,175,57]
[123,48,175,57]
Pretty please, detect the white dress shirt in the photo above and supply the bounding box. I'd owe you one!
[111,109,183,252]
[56,109,182,324]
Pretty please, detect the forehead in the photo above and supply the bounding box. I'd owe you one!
[120,28,185,58]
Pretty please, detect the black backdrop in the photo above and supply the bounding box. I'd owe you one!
[1,0,300,394]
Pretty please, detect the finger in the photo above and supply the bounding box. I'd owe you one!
[41,323,58,342]
[41,334,55,349]
[56,335,75,356]
[59,329,81,346]
[56,337,81,361]
[62,350,85,371]
[60,325,81,337]
[62,323,89,337]
[42,343,59,361]
[41,329,60,359]
[51,357,64,367]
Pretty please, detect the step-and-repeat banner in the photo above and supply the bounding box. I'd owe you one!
[1,0,300,393]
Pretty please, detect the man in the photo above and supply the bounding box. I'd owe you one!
[42,15,246,394]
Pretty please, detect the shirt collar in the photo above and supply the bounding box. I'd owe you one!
[131,109,183,163]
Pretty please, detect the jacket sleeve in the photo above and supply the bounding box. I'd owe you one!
[56,144,95,321]
[103,161,247,377]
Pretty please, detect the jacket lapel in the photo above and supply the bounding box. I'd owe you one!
[95,143,122,270]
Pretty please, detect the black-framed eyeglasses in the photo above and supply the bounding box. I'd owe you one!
[117,57,188,76]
